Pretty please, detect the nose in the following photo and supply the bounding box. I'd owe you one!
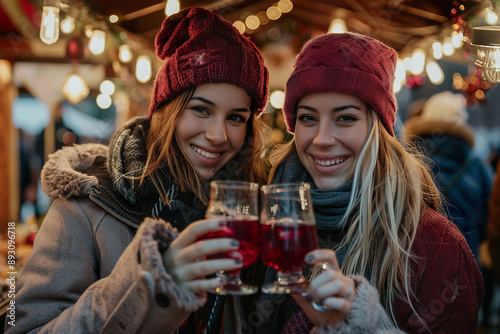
[205,117,227,145]
[312,121,336,147]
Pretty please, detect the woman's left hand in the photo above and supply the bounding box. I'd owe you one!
[291,249,356,327]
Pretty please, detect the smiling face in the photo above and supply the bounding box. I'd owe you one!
[174,83,252,181]
[294,91,370,189]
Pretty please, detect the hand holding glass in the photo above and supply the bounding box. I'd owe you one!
[260,182,318,294]
[202,180,260,295]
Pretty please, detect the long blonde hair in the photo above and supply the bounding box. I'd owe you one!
[269,109,441,325]
[141,87,270,205]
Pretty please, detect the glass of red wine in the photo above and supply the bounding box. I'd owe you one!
[203,180,260,295]
[260,182,318,294]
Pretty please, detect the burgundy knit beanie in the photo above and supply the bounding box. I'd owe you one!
[149,7,269,117]
[283,33,397,136]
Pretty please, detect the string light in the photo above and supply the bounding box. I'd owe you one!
[60,16,75,34]
[119,45,133,63]
[136,55,152,83]
[89,29,106,55]
[63,74,89,104]
[328,18,347,34]
[426,60,444,85]
[165,0,180,17]
[410,48,426,75]
[40,0,60,45]
[269,90,285,109]
[485,8,498,25]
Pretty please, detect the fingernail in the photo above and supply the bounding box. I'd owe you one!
[230,240,240,247]
[235,260,243,265]
[218,221,227,227]
[305,294,313,302]
[305,254,314,262]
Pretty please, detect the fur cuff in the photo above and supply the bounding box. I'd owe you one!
[137,217,205,311]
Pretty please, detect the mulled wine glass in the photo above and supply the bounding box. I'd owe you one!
[203,180,260,295]
[260,182,318,294]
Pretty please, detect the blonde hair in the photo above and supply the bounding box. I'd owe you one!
[269,109,441,326]
[141,88,270,205]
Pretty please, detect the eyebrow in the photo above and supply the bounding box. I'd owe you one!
[190,96,251,113]
[297,104,362,112]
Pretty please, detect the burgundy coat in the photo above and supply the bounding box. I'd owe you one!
[283,207,483,334]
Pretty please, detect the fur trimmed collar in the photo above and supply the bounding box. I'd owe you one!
[41,143,108,199]
[403,117,475,148]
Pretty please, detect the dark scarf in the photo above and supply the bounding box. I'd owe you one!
[254,152,353,334]
[107,116,247,334]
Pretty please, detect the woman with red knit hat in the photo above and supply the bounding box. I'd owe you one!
[254,33,483,333]
[8,7,269,334]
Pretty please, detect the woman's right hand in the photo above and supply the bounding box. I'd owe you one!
[162,219,243,298]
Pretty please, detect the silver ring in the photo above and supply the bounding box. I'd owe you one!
[344,286,352,299]
[312,300,329,312]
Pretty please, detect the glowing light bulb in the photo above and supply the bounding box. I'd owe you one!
[328,18,347,34]
[269,90,285,109]
[165,0,180,16]
[40,5,60,45]
[245,15,260,30]
[63,74,89,104]
[433,42,443,59]
[442,37,455,56]
[136,55,152,83]
[97,93,112,109]
[89,29,106,55]
[60,16,75,34]
[486,8,499,25]
[410,48,426,75]
[278,0,293,13]
[233,21,246,34]
[119,45,133,63]
[426,60,444,85]
[100,80,115,96]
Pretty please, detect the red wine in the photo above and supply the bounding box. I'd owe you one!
[203,217,260,271]
[260,221,318,272]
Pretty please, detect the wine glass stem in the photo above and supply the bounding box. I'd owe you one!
[217,272,242,285]
[277,271,305,285]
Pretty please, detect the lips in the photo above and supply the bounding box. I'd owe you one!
[190,144,222,159]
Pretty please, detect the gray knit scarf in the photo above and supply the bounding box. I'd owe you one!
[254,152,354,334]
[272,152,352,235]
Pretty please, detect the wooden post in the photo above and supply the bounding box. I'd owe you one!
[0,60,18,232]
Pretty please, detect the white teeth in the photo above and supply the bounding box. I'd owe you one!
[191,145,220,159]
[314,158,345,166]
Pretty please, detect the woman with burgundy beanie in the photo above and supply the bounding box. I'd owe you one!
[8,7,269,334]
[253,33,483,333]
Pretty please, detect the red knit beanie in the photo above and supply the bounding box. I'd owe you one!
[283,33,397,136]
[149,7,269,117]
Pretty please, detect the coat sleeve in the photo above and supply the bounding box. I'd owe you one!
[6,198,204,334]
[399,217,484,333]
